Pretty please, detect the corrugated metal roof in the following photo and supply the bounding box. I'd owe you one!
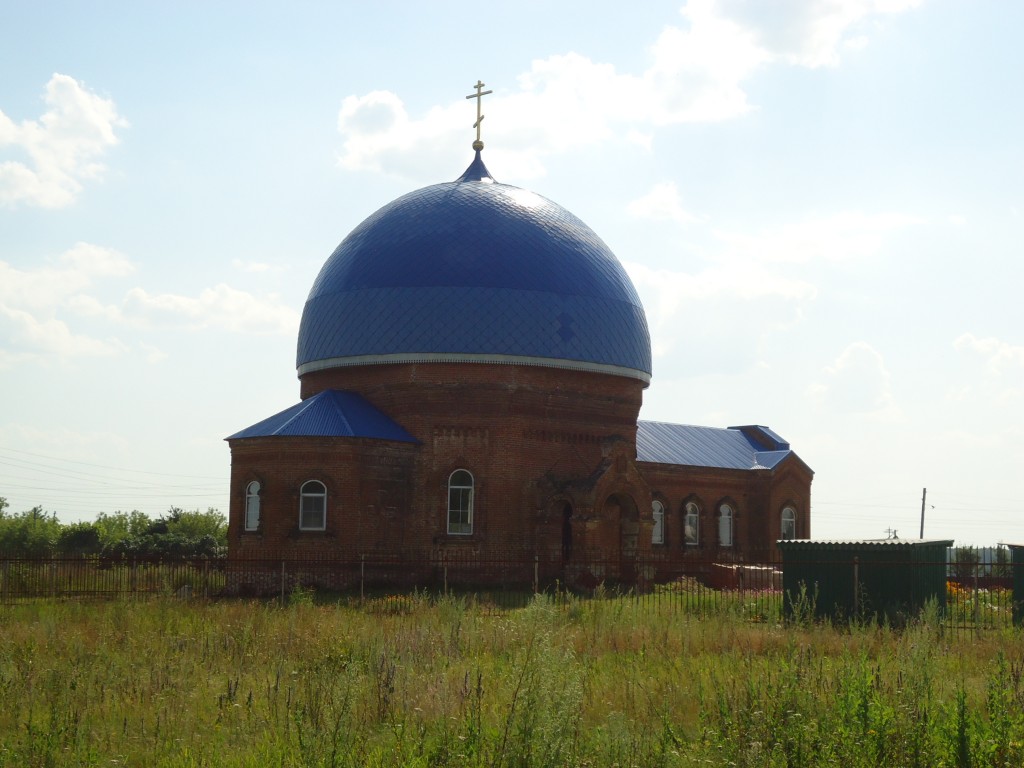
[777,539,955,549]
[296,152,651,380]
[226,390,419,443]
[635,421,793,470]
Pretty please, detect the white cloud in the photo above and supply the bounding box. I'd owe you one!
[0,243,133,364]
[0,243,134,312]
[139,341,169,364]
[0,303,126,366]
[627,182,701,224]
[0,74,127,208]
[712,0,924,68]
[954,333,1024,376]
[0,243,295,366]
[714,211,921,264]
[334,1,922,179]
[645,0,768,123]
[231,258,273,273]
[808,341,901,418]
[947,334,1024,430]
[122,284,299,335]
[624,258,815,365]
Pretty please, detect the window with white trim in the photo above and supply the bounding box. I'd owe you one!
[299,480,327,531]
[684,501,700,546]
[718,503,734,547]
[244,481,261,531]
[447,470,474,535]
[781,506,797,540]
[652,500,665,544]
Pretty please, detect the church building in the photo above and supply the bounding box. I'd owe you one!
[226,88,812,590]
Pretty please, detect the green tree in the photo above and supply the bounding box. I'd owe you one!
[164,507,226,543]
[94,510,151,548]
[56,521,104,556]
[0,505,61,556]
[952,545,980,582]
[991,546,1013,580]
[101,507,226,560]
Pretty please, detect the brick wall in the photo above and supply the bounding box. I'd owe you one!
[227,361,812,588]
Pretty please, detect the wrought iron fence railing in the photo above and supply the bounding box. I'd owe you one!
[0,552,1019,634]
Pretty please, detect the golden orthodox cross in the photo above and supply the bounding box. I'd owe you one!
[465,80,493,151]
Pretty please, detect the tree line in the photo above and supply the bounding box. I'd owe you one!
[0,497,226,559]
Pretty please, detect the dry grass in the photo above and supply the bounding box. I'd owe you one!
[1,593,1023,766]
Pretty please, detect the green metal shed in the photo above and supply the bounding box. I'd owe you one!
[777,539,953,622]
[1005,544,1024,626]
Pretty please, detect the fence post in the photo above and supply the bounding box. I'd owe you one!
[973,559,980,627]
[203,559,209,599]
[1,559,7,603]
[534,554,539,594]
[361,554,365,602]
[280,560,286,607]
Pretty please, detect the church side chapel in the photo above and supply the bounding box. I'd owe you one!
[226,82,813,591]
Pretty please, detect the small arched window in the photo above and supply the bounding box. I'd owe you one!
[781,506,797,540]
[718,503,734,547]
[447,470,474,535]
[244,481,261,531]
[651,500,665,545]
[299,480,327,531]
[684,501,700,546]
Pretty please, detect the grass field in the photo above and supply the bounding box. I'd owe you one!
[2,591,1024,767]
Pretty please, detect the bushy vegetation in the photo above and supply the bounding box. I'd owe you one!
[1,593,1023,766]
[0,497,226,559]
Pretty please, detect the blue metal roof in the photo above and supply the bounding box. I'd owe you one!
[297,152,652,382]
[226,390,418,443]
[636,421,794,470]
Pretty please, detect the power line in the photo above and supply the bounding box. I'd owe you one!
[0,446,224,481]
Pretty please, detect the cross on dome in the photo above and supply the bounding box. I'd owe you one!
[465,79,493,151]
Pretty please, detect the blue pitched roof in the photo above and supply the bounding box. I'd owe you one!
[226,390,418,443]
[636,421,795,471]
[297,152,652,382]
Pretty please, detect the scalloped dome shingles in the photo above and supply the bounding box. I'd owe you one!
[297,155,652,381]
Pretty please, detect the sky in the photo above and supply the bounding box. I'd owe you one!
[1,0,1022,546]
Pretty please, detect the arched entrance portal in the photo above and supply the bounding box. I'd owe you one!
[603,492,640,585]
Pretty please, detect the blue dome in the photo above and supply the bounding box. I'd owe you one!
[297,154,652,382]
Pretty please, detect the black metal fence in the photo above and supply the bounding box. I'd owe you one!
[0,550,1019,632]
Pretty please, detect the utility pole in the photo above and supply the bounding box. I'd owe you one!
[919,487,927,539]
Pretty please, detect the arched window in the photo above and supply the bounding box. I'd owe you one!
[244,481,261,531]
[651,500,665,545]
[684,501,700,546]
[299,480,326,531]
[781,506,797,540]
[447,470,474,535]
[718,503,734,547]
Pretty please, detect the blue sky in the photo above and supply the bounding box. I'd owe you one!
[1,0,1021,545]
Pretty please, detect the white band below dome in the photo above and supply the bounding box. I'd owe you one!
[297,352,652,385]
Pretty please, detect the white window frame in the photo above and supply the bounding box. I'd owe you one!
[684,501,700,546]
[447,470,474,535]
[718,503,734,547]
[244,481,261,532]
[651,500,665,545]
[781,506,797,541]
[299,480,327,531]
